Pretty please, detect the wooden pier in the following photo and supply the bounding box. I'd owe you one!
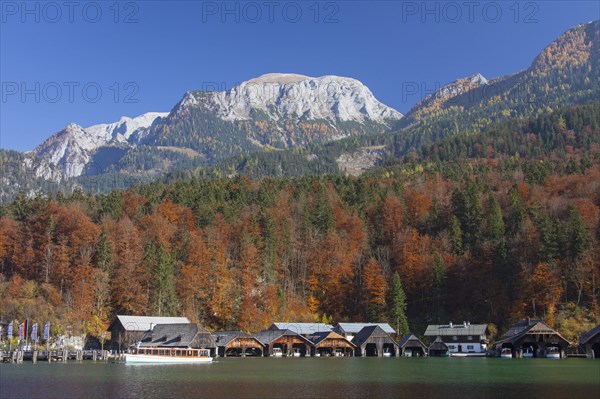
[1,350,110,364]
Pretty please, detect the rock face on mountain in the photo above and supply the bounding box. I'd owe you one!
[29,113,168,179]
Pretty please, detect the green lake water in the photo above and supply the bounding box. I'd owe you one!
[0,357,598,399]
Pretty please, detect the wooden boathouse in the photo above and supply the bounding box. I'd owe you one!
[107,315,190,350]
[351,325,399,357]
[579,324,600,359]
[254,329,315,357]
[428,337,449,357]
[213,331,265,357]
[308,331,355,356]
[493,318,570,358]
[397,334,428,357]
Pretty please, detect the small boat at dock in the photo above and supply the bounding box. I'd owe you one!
[500,348,512,358]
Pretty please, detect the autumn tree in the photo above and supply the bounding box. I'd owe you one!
[363,257,387,321]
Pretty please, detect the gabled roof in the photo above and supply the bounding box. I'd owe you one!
[270,322,333,335]
[308,331,356,347]
[351,325,398,347]
[139,323,210,347]
[424,323,488,336]
[579,324,600,345]
[212,331,250,346]
[254,329,315,346]
[336,322,396,335]
[115,315,190,332]
[397,334,427,349]
[499,319,570,345]
[428,337,448,351]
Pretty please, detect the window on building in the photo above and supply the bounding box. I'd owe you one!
[468,336,473,341]
[452,336,458,341]
[467,345,474,350]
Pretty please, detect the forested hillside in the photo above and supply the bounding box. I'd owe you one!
[1,103,598,343]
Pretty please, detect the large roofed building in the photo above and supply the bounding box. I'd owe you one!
[139,323,216,353]
[108,315,191,350]
[424,322,489,356]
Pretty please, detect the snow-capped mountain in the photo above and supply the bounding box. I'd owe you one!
[202,73,403,123]
[24,74,401,181]
[28,112,167,179]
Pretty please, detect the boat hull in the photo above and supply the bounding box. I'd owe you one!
[546,353,560,359]
[500,354,512,358]
[125,354,212,364]
[451,353,487,358]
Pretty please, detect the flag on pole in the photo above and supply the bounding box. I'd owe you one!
[31,323,38,342]
[7,322,13,339]
[18,322,24,339]
[43,322,50,340]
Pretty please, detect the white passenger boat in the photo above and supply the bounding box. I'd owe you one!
[523,346,534,358]
[125,347,212,364]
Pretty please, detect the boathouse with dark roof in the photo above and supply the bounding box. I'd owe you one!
[308,331,356,356]
[212,331,265,357]
[397,334,428,357]
[579,324,600,359]
[351,325,399,357]
[493,318,570,358]
[254,329,315,357]
[428,337,449,357]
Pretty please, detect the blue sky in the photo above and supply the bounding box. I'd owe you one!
[1,1,598,151]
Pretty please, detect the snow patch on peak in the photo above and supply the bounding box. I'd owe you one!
[29,112,167,179]
[247,73,311,84]
[202,73,402,124]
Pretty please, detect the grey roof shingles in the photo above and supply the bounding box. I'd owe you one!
[351,325,398,347]
[116,315,190,332]
[424,323,488,337]
[139,323,207,347]
[336,322,396,335]
[271,322,333,335]
[397,334,427,349]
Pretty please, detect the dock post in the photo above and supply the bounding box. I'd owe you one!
[33,350,38,364]
[93,350,97,362]
[62,350,67,363]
